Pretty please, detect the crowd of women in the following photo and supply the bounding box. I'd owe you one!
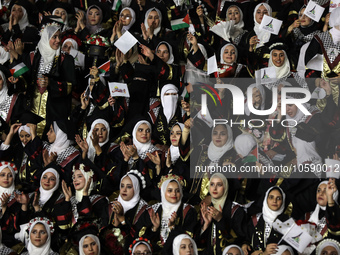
[0,0,340,254]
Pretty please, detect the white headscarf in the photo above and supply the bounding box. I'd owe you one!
[132,120,152,156]
[156,41,174,64]
[0,47,10,65]
[210,173,229,210]
[49,121,70,156]
[220,43,238,65]
[52,8,69,27]
[309,181,339,224]
[244,84,266,116]
[226,5,244,41]
[161,179,183,222]
[268,50,291,79]
[62,38,78,51]
[120,7,136,33]
[11,5,29,31]
[131,241,152,254]
[223,245,244,255]
[79,234,101,255]
[18,125,31,147]
[39,168,60,206]
[235,134,257,158]
[276,245,294,255]
[117,174,140,214]
[169,123,184,163]
[328,6,340,44]
[262,186,286,226]
[172,234,198,255]
[253,3,272,47]
[37,25,61,69]
[144,8,162,36]
[0,163,16,199]
[27,220,53,255]
[316,239,340,255]
[0,71,8,104]
[161,84,179,124]
[74,168,95,203]
[207,124,234,162]
[86,119,110,162]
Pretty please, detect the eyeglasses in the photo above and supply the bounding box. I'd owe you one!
[133,252,152,255]
[120,14,131,19]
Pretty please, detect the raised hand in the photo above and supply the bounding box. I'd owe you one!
[139,44,154,61]
[242,244,252,255]
[80,91,90,110]
[108,96,116,106]
[168,211,177,228]
[264,243,278,255]
[166,148,171,168]
[43,149,57,167]
[62,180,72,202]
[33,192,41,212]
[200,202,212,231]
[1,193,11,213]
[207,205,223,222]
[150,209,160,231]
[120,142,131,162]
[326,178,338,205]
[14,38,24,55]
[75,134,89,160]
[83,176,92,196]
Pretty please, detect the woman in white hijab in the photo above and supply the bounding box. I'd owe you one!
[218,43,245,78]
[223,245,244,255]
[0,162,17,210]
[1,1,39,53]
[200,173,246,255]
[143,8,163,38]
[172,234,198,255]
[86,119,110,163]
[251,3,272,49]
[22,217,58,255]
[155,41,175,65]
[316,239,340,255]
[138,177,197,253]
[22,20,76,137]
[79,234,100,255]
[61,164,110,227]
[242,186,288,255]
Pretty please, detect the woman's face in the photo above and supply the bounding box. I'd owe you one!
[30,223,48,247]
[321,246,338,255]
[134,244,151,255]
[54,8,67,22]
[212,125,228,147]
[267,189,283,211]
[156,44,170,63]
[47,125,56,143]
[11,4,24,21]
[272,50,285,67]
[82,236,99,255]
[255,5,269,24]
[94,123,108,143]
[120,176,134,201]
[19,130,31,146]
[227,6,241,24]
[0,168,13,188]
[170,125,182,147]
[165,181,181,204]
[120,9,132,26]
[299,8,312,27]
[147,10,160,29]
[227,247,242,255]
[223,45,236,65]
[179,238,194,255]
[62,41,73,54]
[286,104,298,118]
[73,170,86,191]
[49,30,61,50]
[209,177,224,200]
[41,172,57,191]
[136,123,151,143]
[317,183,327,207]
[88,8,101,26]
[252,87,262,108]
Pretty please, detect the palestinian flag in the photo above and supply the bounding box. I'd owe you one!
[98,60,111,74]
[10,63,29,78]
[112,0,122,11]
[171,7,190,31]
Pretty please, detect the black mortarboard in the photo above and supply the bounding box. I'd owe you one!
[16,111,44,125]
[48,1,75,15]
[39,15,65,32]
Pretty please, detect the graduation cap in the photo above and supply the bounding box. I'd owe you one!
[69,218,101,246]
[47,1,75,15]
[15,111,44,125]
[39,15,65,33]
